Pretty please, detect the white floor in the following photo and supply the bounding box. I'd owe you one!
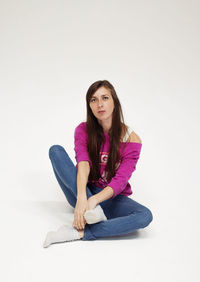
[1,198,198,282]
[1,0,199,279]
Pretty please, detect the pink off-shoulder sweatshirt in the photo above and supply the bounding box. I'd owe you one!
[74,122,142,199]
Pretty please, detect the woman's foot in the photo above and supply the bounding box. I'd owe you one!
[43,225,81,248]
[84,204,107,224]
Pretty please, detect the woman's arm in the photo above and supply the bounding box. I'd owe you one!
[92,186,114,204]
[76,163,114,205]
[77,161,90,200]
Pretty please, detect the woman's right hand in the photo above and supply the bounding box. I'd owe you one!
[73,196,88,230]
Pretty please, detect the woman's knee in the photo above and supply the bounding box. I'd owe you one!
[140,207,153,228]
[49,145,65,158]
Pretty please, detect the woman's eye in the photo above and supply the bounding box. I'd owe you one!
[90,97,108,102]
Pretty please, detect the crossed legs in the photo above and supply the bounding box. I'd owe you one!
[46,145,153,243]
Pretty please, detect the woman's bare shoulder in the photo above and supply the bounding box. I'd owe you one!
[127,129,142,143]
[121,125,142,143]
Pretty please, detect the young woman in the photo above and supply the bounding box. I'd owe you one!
[43,80,153,248]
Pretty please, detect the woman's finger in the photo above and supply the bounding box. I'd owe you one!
[77,214,82,230]
[81,215,85,229]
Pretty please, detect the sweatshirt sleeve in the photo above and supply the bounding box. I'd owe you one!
[74,123,92,168]
[107,142,142,199]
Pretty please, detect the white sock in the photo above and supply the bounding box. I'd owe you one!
[43,225,81,248]
[84,204,107,224]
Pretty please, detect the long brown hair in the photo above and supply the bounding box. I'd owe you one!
[86,80,129,183]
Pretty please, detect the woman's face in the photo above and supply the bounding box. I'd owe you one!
[89,86,115,122]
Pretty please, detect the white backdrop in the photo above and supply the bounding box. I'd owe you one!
[0,0,199,281]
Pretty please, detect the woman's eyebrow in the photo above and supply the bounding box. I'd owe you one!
[92,94,109,98]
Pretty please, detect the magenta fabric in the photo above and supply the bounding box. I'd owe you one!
[74,122,142,199]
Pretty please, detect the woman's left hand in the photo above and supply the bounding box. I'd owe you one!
[86,195,98,210]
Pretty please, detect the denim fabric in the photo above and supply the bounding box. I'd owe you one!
[49,145,153,241]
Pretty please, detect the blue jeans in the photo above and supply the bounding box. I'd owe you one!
[48,145,153,241]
